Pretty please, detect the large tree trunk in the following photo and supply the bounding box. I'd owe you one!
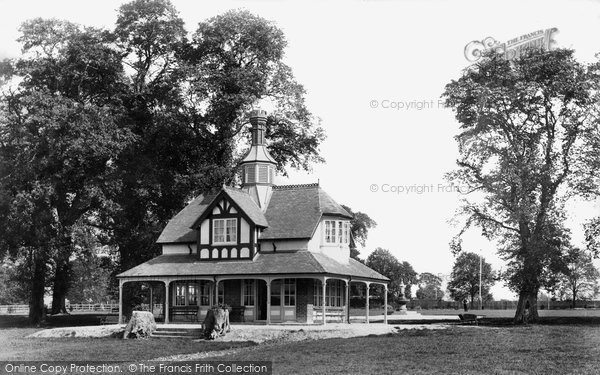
[514,289,539,324]
[51,232,73,315]
[29,249,47,325]
[50,260,70,314]
[50,252,71,315]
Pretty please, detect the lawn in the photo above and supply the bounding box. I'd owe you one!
[417,308,600,320]
[2,313,600,374]
[0,315,255,361]
[201,324,600,374]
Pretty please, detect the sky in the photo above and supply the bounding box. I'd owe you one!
[1,0,600,299]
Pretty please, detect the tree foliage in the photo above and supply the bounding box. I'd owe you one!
[442,48,600,322]
[416,272,444,300]
[366,248,416,300]
[0,0,326,323]
[554,247,599,307]
[0,257,30,304]
[341,204,377,261]
[447,252,494,307]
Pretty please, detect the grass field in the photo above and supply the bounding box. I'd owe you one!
[0,327,255,361]
[201,324,600,374]
[2,312,600,374]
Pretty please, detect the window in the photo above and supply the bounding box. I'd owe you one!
[270,280,281,306]
[175,284,186,306]
[313,281,322,306]
[314,280,344,307]
[343,222,350,244]
[258,165,269,183]
[175,282,199,306]
[199,282,211,306]
[325,220,336,243]
[245,165,256,183]
[284,279,296,306]
[213,218,237,244]
[243,280,255,306]
[217,282,224,305]
[188,284,198,305]
[325,220,350,244]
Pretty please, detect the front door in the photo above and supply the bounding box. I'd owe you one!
[270,279,296,322]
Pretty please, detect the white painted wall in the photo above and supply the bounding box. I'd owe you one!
[307,218,350,264]
[260,239,309,252]
[200,219,209,245]
[162,243,196,255]
[241,218,250,243]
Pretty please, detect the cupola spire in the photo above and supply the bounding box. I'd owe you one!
[240,109,277,210]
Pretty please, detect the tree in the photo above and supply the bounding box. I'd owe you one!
[66,224,115,304]
[555,247,599,308]
[416,272,444,300]
[442,48,600,323]
[0,257,29,304]
[68,256,113,304]
[341,205,377,261]
[106,2,326,277]
[447,252,494,308]
[366,248,416,301]
[0,19,132,321]
[1,1,327,323]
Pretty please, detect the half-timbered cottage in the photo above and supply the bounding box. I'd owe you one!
[117,110,389,324]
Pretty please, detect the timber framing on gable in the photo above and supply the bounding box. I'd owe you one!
[193,190,262,261]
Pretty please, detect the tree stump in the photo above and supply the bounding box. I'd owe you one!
[202,306,230,340]
[123,311,156,339]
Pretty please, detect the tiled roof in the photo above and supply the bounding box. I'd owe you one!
[117,251,388,282]
[260,184,353,240]
[157,183,352,243]
[157,187,267,244]
[156,194,216,243]
[240,144,277,164]
[222,186,268,227]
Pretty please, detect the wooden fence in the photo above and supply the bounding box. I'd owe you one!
[0,305,29,314]
[68,303,120,312]
[0,303,122,315]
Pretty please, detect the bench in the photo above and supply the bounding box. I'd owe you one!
[170,306,199,322]
[458,313,486,325]
[100,313,119,325]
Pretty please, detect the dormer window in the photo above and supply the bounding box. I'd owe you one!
[325,220,350,244]
[213,218,237,244]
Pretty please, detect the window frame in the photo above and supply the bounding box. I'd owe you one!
[324,220,336,244]
[242,279,255,306]
[174,282,200,306]
[213,218,238,245]
[314,280,344,307]
[324,220,350,244]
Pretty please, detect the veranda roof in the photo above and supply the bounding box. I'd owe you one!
[117,251,388,283]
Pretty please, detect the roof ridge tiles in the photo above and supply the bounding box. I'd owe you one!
[273,183,319,190]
